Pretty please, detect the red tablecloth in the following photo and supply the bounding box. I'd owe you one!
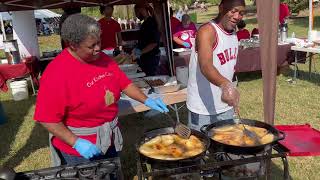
[173,44,298,73]
[0,56,39,92]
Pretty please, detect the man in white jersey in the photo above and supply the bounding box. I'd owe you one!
[187,0,246,131]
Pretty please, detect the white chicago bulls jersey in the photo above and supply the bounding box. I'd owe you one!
[187,21,238,115]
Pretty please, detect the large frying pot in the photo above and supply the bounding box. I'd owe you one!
[200,119,285,155]
[136,127,210,166]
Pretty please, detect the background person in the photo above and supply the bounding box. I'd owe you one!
[173,14,197,48]
[98,5,122,50]
[236,20,250,40]
[170,7,181,35]
[251,27,259,38]
[59,7,81,49]
[187,0,245,131]
[132,3,161,76]
[279,1,290,27]
[34,14,168,166]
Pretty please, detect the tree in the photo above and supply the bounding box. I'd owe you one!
[282,0,309,14]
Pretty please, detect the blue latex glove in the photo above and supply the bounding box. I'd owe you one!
[73,138,102,159]
[144,98,169,113]
[182,42,191,48]
[133,48,142,59]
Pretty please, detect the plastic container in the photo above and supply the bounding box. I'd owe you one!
[172,48,192,56]
[143,76,181,94]
[119,64,139,75]
[176,66,188,87]
[10,80,29,101]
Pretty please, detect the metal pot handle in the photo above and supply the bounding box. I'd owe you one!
[200,124,209,133]
[277,130,286,141]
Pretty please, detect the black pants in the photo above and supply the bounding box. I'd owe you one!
[138,54,160,76]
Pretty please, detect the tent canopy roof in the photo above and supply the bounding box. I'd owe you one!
[0,0,161,12]
[0,9,61,20]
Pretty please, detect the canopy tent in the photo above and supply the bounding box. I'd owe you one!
[0,0,156,12]
[0,9,61,21]
[0,0,175,75]
[0,0,279,124]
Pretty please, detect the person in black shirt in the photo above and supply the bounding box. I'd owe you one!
[132,3,160,76]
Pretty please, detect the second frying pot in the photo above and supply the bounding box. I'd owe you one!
[200,119,285,155]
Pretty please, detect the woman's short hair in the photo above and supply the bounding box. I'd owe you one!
[61,14,100,45]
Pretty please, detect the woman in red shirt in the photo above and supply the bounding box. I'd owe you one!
[236,20,250,41]
[173,14,197,48]
[98,5,122,50]
[34,14,168,166]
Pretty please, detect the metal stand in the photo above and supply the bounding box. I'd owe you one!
[293,50,298,81]
[137,144,290,180]
[168,103,186,122]
[292,50,317,82]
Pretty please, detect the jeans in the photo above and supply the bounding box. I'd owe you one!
[188,108,235,131]
[60,145,118,165]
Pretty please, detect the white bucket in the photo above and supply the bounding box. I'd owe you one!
[10,80,29,101]
[176,66,188,87]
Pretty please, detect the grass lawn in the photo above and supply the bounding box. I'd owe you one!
[1,4,320,180]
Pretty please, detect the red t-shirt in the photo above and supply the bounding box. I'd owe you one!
[171,16,181,34]
[34,49,131,156]
[98,18,121,50]
[237,29,250,41]
[173,23,197,48]
[279,3,290,24]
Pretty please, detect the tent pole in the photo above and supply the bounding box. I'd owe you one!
[309,0,313,32]
[162,0,174,76]
[0,13,6,40]
[257,0,279,178]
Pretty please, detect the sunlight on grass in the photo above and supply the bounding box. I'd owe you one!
[15,148,50,172]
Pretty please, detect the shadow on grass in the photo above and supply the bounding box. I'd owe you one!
[281,65,320,85]
[271,160,293,180]
[236,71,262,82]
[0,96,48,168]
[289,16,320,29]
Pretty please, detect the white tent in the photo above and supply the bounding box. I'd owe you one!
[0,9,61,21]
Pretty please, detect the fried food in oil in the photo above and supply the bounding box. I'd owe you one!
[211,124,275,147]
[139,134,205,160]
[259,134,274,144]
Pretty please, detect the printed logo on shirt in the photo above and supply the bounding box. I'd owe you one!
[87,72,113,88]
[104,90,115,106]
[181,32,190,40]
[216,47,238,65]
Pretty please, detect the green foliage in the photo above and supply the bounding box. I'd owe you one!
[282,0,309,14]
[81,5,135,19]
[206,0,221,5]
[172,0,193,6]
[81,7,101,18]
